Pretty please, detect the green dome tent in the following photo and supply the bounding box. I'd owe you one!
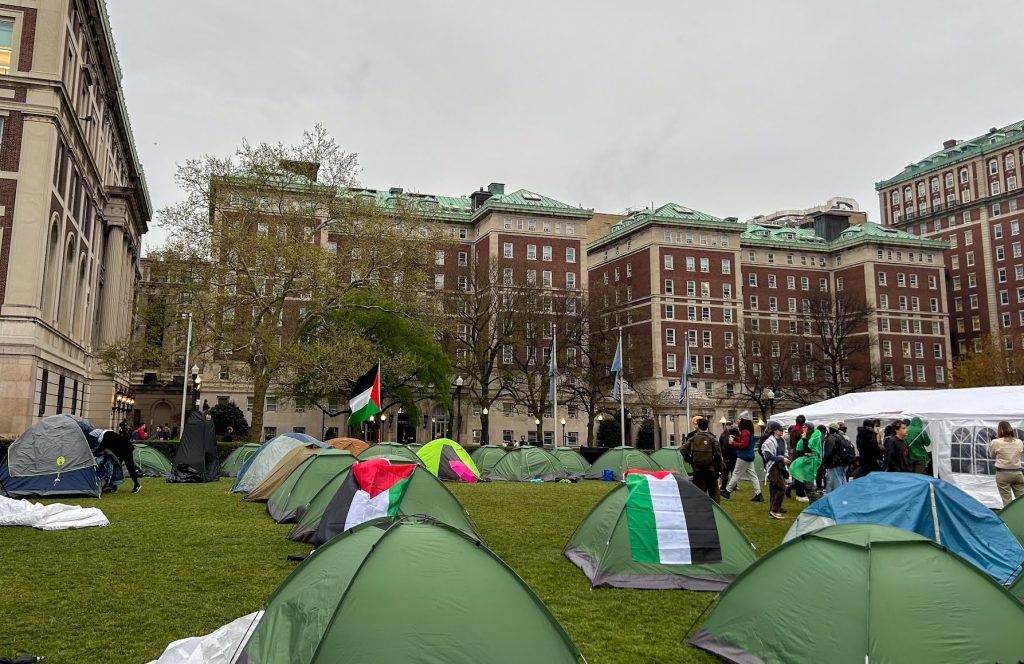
[648,446,691,476]
[416,438,480,482]
[487,446,568,481]
[357,442,423,465]
[586,446,658,480]
[267,449,356,523]
[690,524,1024,664]
[1000,496,1024,547]
[407,443,423,452]
[221,443,261,477]
[470,444,508,476]
[551,447,590,476]
[288,463,477,544]
[564,475,757,589]
[236,518,582,664]
[129,443,172,477]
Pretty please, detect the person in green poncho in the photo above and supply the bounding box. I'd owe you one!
[906,416,931,475]
[789,424,823,502]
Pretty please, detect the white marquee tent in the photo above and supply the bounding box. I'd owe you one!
[772,386,1024,508]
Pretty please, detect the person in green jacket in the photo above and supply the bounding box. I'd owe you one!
[789,424,822,502]
[906,416,931,475]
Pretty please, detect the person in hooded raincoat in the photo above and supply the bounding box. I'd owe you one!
[788,423,822,502]
[906,416,931,475]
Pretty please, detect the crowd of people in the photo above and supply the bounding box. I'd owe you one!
[679,412,1024,516]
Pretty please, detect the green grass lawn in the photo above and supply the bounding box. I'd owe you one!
[0,478,802,663]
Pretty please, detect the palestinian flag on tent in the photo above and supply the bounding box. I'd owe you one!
[329,458,413,532]
[624,469,722,565]
[347,363,381,426]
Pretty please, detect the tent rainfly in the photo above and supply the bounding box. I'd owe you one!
[771,385,1024,507]
[470,445,508,476]
[487,447,568,482]
[586,446,659,480]
[221,443,261,477]
[551,447,590,476]
[0,415,99,498]
[129,444,173,477]
[648,446,691,476]
[231,434,327,494]
[267,449,355,523]
[1001,496,1024,547]
[416,438,480,482]
[357,443,423,465]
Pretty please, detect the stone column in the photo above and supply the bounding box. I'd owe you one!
[675,414,684,446]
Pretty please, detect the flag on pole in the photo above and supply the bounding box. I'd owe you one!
[347,363,381,426]
[548,334,559,405]
[679,343,693,404]
[611,333,623,399]
[623,469,722,564]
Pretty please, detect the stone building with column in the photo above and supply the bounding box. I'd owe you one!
[0,0,150,437]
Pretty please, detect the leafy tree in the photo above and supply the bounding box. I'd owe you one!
[636,419,655,450]
[154,126,440,440]
[208,401,249,437]
[952,333,1024,387]
[596,417,620,448]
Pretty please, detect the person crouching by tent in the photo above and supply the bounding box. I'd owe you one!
[989,421,1024,507]
[854,420,882,478]
[788,424,821,503]
[760,421,789,519]
[906,416,931,475]
[681,417,723,503]
[723,414,764,502]
[884,420,911,472]
[90,429,142,493]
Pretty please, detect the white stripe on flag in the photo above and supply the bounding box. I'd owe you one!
[344,489,390,530]
[647,475,692,564]
[349,386,374,412]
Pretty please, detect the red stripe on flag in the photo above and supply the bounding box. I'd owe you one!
[623,469,676,480]
[371,366,381,409]
[351,458,415,498]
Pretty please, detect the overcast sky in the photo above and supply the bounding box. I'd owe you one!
[107,1,1024,251]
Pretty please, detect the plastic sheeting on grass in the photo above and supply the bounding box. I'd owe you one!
[146,612,262,664]
[0,495,109,530]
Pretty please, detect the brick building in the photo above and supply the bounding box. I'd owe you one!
[0,0,150,437]
[876,119,1024,355]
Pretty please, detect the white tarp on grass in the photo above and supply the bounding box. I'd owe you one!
[0,495,109,530]
[772,385,1024,508]
[147,612,262,664]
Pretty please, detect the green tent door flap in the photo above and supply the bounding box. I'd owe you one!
[238,518,583,664]
[565,480,757,590]
[690,524,1024,664]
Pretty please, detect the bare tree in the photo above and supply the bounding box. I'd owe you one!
[803,289,878,398]
[563,292,616,446]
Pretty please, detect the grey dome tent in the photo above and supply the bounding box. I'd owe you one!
[167,412,220,483]
[586,445,658,479]
[551,447,590,476]
[487,446,568,481]
[235,518,583,664]
[0,415,99,498]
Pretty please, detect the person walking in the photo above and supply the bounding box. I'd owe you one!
[854,419,882,478]
[133,423,148,441]
[723,414,764,502]
[719,418,738,495]
[760,421,789,519]
[89,429,142,493]
[989,421,1024,507]
[884,420,911,472]
[789,424,822,502]
[822,423,853,493]
[906,416,931,475]
[681,417,723,503]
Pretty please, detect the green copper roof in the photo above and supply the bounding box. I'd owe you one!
[828,222,949,250]
[741,222,947,251]
[475,189,592,220]
[876,119,1024,189]
[741,225,826,245]
[588,202,735,251]
[352,188,473,222]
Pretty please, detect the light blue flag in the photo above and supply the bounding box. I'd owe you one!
[611,333,623,399]
[679,343,693,404]
[548,334,559,404]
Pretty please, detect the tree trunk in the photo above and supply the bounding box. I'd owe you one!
[535,421,544,446]
[586,409,596,446]
[249,374,270,442]
[480,410,489,445]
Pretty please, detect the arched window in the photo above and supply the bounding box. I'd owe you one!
[989,159,999,175]
[1006,153,1016,170]
[930,177,939,193]
[959,168,969,183]
[917,181,925,197]
[40,217,60,320]
[73,254,87,339]
[891,190,900,205]
[56,235,77,333]
[904,186,912,201]
[945,172,953,189]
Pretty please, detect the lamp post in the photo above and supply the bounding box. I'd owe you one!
[757,417,765,435]
[191,364,201,412]
[481,407,488,446]
[534,418,541,447]
[379,413,387,443]
[560,417,567,447]
[454,376,464,443]
[766,388,776,419]
[179,312,193,436]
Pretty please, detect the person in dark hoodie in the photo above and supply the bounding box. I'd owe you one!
[884,420,911,472]
[89,428,142,493]
[854,420,882,477]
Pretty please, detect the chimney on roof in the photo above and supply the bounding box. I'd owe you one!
[470,187,493,211]
[943,139,958,149]
[278,159,320,182]
[487,182,505,196]
[389,187,404,195]
[990,127,999,134]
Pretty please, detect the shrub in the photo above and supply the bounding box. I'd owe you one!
[636,419,655,449]
[596,418,621,447]
[208,401,249,437]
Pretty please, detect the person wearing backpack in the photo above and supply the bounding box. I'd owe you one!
[722,412,764,502]
[821,422,853,493]
[681,416,724,503]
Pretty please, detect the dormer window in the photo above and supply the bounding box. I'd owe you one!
[522,192,542,201]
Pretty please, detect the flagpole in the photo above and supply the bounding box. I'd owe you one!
[552,329,558,450]
[685,338,691,425]
[619,327,626,447]
[378,358,382,444]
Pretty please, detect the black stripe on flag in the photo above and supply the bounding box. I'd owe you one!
[312,471,360,547]
[349,363,379,401]
[675,476,723,564]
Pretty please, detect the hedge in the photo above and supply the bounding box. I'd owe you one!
[0,439,248,466]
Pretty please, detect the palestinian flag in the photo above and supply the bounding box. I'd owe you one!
[624,469,722,565]
[329,459,414,535]
[346,363,381,426]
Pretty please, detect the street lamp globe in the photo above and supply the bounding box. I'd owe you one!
[597,413,603,421]
[191,364,199,377]
[534,418,540,426]
[560,417,566,426]
[455,376,464,388]
[482,407,488,415]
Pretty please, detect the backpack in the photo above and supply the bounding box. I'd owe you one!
[689,432,717,470]
[838,436,856,466]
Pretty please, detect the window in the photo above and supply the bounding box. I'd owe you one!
[257,222,269,237]
[566,272,576,289]
[433,274,444,290]
[965,230,973,246]
[503,243,513,258]
[880,294,888,309]
[820,278,828,292]
[722,259,731,274]
[664,255,674,270]
[457,251,468,266]
[666,353,676,372]
[625,285,632,300]
[700,258,709,272]
[748,273,758,287]
[266,397,278,412]
[665,304,675,319]
[882,340,892,357]
[935,367,945,383]
[786,275,796,290]
[801,277,809,290]
[904,365,915,383]
[666,329,676,346]
[542,246,552,261]
[914,342,924,359]
[704,380,713,397]
[788,297,797,312]
[836,277,844,291]
[1014,242,1022,258]
[945,173,954,189]
[686,257,695,271]
[687,330,697,347]
[526,244,537,260]
[909,274,918,288]
[435,250,445,265]
[768,296,778,311]
[768,274,777,289]
[664,279,674,294]
[749,295,758,309]
[960,168,969,183]
[990,159,999,175]
[626,262,632,277]
[703,356,713,373]
[722,283,732,299]
[703,330,712,347]
[991,181,1001,196]
[566,247,576,263]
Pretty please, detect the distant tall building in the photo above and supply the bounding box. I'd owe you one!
[876,120,1024,355]
[0,1,150,436]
